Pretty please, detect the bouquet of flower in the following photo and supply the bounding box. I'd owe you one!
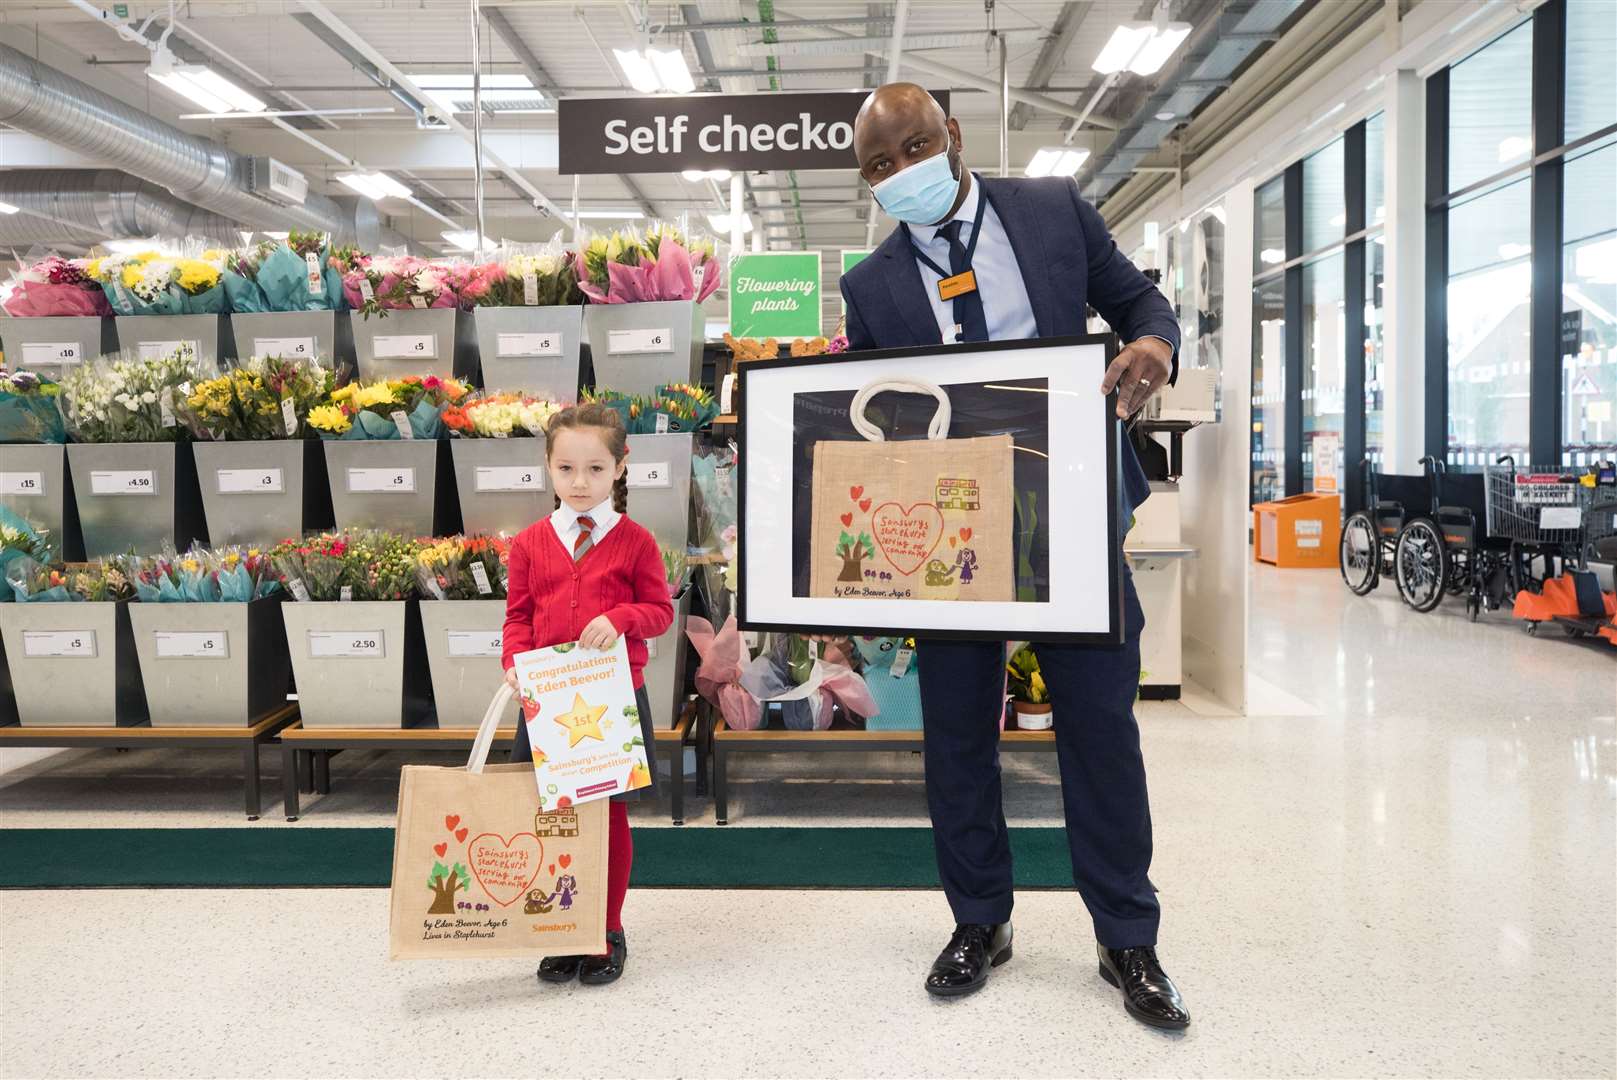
[471,240,585,307]
[269,530,420,601]
[580,384,714,434]
[123,543,280,602]
[661,544,687,598]
[2,255,113,317]
[183,354,335,441]
[4,555,133,603]
[415,534,511,600]
[60,345,203,443]
[656,382,719,428]
[579,223,722,305]
[0,368,68,443]
[220,233,354,313]
[305,374,471,440]
[0,507,53,579]
[440,392,563,439]
[341,255,460,318]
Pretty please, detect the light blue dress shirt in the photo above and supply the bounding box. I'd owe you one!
[908,173,1038,344]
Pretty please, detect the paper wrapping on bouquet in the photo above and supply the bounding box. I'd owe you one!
[511,636,652,807]
[809,379,1014,602]
[389,683,609,960]
[685,614,878,731]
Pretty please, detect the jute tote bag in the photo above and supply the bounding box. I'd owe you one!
[389,684,608,960]
[809,379,1014,602]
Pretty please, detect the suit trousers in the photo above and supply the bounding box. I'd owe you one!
[916,568,1159,948]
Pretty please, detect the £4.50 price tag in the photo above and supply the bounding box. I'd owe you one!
[347,467,415,493]
[446,630,503,658]
[608,327,673,354]
[89,470,157,495]
[138,340,199,362]
[22,630,97,658]
[21,342,81,366]
[217,468,284,494]
[0,472,44,496]
[496,332,563,358]
[307,631,385,658]
[474,465,545,492]
[154,631,229,659]
[254,336,317,359]
[372,334,436,360]
[626,461,671,489]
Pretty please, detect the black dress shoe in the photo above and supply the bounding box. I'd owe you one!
[537,954,584,984]
[1097,944,1190,1030]
[924,922,1013,998]
[578,930,627,985]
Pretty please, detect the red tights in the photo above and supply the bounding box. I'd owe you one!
[605,801,632,935]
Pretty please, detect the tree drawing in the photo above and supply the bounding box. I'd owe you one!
[836,530,876,583]
[427,860,470,915]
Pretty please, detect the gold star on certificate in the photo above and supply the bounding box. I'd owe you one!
[553,693,608,748]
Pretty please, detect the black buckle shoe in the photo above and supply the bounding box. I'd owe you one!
[924,922,1013,998]
[1097,944,1190,1030]
[579,930,627,985]
[537,954,584,984]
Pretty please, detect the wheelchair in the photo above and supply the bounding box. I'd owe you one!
[1392,456,1518,618]
[1338,458,1433,596]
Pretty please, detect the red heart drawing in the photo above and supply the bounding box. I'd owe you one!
[859,498,872,513]
[445,814,460,831]
[558,854,572,869]
[959,527,972,542]
[871,502,944,576]
[455,827,469,843]
[849,485,863,501]
[433,842,448,857]
[948,536,957,548]
[466,832,544,907]
[840,512,854,527]
[548,863,556,877]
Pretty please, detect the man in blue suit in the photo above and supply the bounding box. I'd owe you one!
[839,84,1190,1030]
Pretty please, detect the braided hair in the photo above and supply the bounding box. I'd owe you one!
[545,402,629,513]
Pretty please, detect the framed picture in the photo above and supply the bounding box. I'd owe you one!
[738,334,1122,643]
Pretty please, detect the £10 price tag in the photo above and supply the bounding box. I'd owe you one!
[154,631,229,659]
[307,631,385,658]
[0,472,44,496]
[217,468,284,494]
[20,342,81,366]
[89,470,157,495]
[348,467,415,493]
[22,630,97,658]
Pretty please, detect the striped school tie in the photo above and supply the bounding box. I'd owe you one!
[573,515,596,560]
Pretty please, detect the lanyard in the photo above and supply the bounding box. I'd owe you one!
[902,182,988,283]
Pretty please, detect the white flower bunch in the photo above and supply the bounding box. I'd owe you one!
[504,251,566,279]
[127,258,177,303]
[61,343,204,443]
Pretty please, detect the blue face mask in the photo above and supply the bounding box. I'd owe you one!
[870,146,962,226]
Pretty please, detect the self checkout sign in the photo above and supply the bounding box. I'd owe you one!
[557,90,949,174]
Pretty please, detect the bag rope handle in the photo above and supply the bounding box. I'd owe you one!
[848,379,952,442]
[466,682,515,774]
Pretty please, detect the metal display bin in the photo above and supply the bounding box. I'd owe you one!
[128,596,292,727]
[66,441,207,558]
[448,436,549,537]
[471,306,585,397]
[193,439,333,547]
[0,442,81,560]
[114,314,234,371]
[0,600,146,726]
[418,598,517,728]
[624,432,694,552]
[229,310,355,381]
[351,308,474,383]
[323,438,458,536]
[0,314,117,382]
[280,600,430,728]
[584,300,704,395]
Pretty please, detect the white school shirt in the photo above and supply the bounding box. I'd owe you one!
[549,497,620,559]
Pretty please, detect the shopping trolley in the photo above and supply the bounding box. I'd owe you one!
[1483,462,1617,634]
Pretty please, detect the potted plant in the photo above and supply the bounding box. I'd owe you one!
[1006,644,1052,730]
[441,392,562,536]
[414,534,515,728]
[0,557,142,726]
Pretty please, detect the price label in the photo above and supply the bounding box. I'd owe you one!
[522,272,538,306]
[22,630,96,658]
[287,578,311,602]
[281,398,298,436]
[359,278,375,303]
[626,461,671,489]
[447,630,503,658]
[255,336,317,359]
[496,332,562,358]
[89,470,157,495]
[159,391,176,428]
[307,631,385,658]
[469,560,492,595]
[217,468,284,494]
[347,467,415,493]
[474,465,545,492]
[390,409,415,440]
[339,585,353,602]
[154,631,229,659]
[409,295,428,309]
[608,327,673,354]
[138,340,199,362]
[372,334,437,360]
[21,342,81,366]
[645,637,659,659]
[305,251,324,295]
[0,472,44,496]
[719,372,737,414]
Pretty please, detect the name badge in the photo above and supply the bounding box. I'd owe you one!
[937,269,977,301]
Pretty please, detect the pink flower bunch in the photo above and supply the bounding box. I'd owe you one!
[3,255,112,317]
[342,255,459,316]
[443,261,504,306]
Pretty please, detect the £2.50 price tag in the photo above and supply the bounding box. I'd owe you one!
[90,470,157,495]
[22,630,97,658]
[307,631,385,658]
[607,327,673,354]
[154,631,229,659]
[347,467,415,493]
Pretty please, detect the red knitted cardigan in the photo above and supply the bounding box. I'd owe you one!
[500,515,674,689]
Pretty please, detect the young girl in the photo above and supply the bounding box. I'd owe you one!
[501,402,674,986]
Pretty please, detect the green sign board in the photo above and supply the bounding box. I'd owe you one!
[728,251,822,338]
[841,249,873,275]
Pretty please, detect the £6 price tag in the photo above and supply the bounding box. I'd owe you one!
[607,327,673,354]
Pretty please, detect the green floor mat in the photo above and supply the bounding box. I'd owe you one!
[0,827,1079,890]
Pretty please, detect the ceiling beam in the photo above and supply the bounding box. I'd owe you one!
[1008,1,1089,131]
[482,7,560,104]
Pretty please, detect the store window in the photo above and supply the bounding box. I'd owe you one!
[1302,254,1346,491]
[1364,112,1386,230]
[1302,139,1345,255]
[1565,0,1617,144]
[1447,20,1533,192]
[1172,205,1226,402]
[1561,139,1617,465]
[1254,177,1286,273]
[1252,274,1286,502]
[1365,237,1386,466]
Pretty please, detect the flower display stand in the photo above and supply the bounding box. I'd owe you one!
[322,438,458,536]
[624,432,694,552]
[0,442,81,560]
[471,306,585,397]
[448,437,549,537]
[113,314,234,371]
[642,584,692,735]
[418,598,515,728]
[280,600,430,728]
[65,441,207,558]
[229,310,355,381]
[128,596,291,727]
[0,600,146,726]
[584,300,705,396]
[193,440,333,548]
[0,314,117,382]
[351,308,473,383]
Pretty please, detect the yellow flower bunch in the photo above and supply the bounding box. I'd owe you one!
[351,382,403,409]
[306,404,352,433]
[175,258,221,296]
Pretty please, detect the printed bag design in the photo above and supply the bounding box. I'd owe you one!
[809,379,1013,602]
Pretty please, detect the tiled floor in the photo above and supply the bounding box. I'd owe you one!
[1,566,1613,1078]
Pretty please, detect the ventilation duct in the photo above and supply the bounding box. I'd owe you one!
[0,170,242,248]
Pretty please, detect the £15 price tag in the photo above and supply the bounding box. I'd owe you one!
[307,631,385,658]
[348,467,415,493]
[21,342,81,367]
[626,461,670,489]
[89,470,157,495]
[608,327,673,354]
[0,472,44,496]
[22,630,97,658]
[154,631,229,659]
[217,468,284,494]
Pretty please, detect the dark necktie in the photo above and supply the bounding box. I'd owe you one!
[573,515,596,560]
[937,219,990,343]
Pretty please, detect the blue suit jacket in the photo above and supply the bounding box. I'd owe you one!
[839,175,1180,520]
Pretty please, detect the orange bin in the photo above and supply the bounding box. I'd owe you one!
[1253,493,1341,569]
